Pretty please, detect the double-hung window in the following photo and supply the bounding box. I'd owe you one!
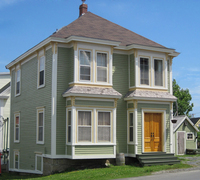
[14,151,19,169]
[37,109,44,144]
[38,56,45,87]
[80,50,91,81]
[78,111,92,142]
[14,114,20,143]
[140,58,149,85]
[16,69,21,95]
[97,53,107,82]
[98,112,111,142]
[154,59,163,86]
[67,111,71,143]
[129,112,134,142]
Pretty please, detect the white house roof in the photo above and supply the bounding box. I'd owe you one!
[0,82,10,99]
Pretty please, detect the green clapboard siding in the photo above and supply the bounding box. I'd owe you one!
[66,145,72,155]
[113,53,129,154]
[56,47,74,155]
[137,103,170,154]
[175,121,197,154]
[129,54,135,87]
[67,100,71,106]
[128,103,134,109]
[75,100,114,107]
[9,49,52,170]
[75,146,114,155]
[128,145,135,154]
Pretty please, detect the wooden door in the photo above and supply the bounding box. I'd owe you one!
[144,113,162,152]
[177,132,185,155]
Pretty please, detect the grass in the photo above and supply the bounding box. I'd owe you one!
[1,162,191,180]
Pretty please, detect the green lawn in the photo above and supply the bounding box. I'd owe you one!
[1,162,191,180]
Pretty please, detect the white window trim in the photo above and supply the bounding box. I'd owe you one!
[14,150,19,170]
[139,57,150,86]
[37,55,45,89]
[35,154,43,172]
[36,108,45,144]
[14,113,20,143]
[77,110,92,143]
[97,110,112,143]
[15,69,21,97]
[96,51,109,83]
[186,132,194,140]
[66,109,72,144]
[79,49,92,82]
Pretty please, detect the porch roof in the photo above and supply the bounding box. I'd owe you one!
[124,89,177,101]
[62,86,122,99]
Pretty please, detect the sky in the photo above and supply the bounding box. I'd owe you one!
[0,0,200,116]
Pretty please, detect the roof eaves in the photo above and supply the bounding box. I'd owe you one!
[62,93,122,99]
[124,96,177,102]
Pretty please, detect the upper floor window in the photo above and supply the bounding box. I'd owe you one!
[14,113,20,143]
[38,56,45,88]
[154,59,163,86]
[80,50,91,81]
[140,58,149,85]
[97,53,107,82]
[16,69,21,95]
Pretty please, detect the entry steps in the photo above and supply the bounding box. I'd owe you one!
[136,152,180,166]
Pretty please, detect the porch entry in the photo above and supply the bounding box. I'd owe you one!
[144,113,162,152]
[177,131,185,155]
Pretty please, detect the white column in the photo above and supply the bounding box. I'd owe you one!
[151,56,153,87]
[170,109,173,153]
[165,60,168,89]
[0,101,3,153]
[134,107,138,154]
[113,108,116,157]
[135,57,138,87]
[74,49,78,83]
[51,44,57,157]
[109,53,113,85]
[169,60,173,94]
[71,106,76,158]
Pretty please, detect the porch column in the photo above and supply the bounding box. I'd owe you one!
[134,101,138,154]
[170,102,173,153]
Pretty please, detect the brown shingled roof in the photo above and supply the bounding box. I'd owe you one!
[51,12,165,48]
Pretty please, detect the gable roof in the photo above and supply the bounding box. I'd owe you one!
[190,117,200,125]
[0,82,10,99]
[51,12,166,48]
[173,115,199,133]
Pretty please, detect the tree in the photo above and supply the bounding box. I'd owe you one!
[173,79,194,116]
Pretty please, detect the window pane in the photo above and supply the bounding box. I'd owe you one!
[130,127,133,142]
[40,56,45,71]
[154,59,163,86]
[97,67,107,82]
[39,71,44,85]
[16,82,20,94]
[97,53,107,67]
[17,70,20,82]
[78,111,91,125]
[39,113,43,126]
[80,51,91,65]
[68,126,71,142]
[68,111,71,125]
[16,116,19,125]
[130,113,133,126]
[80,66,90,80]
[140,58,149,85]
[98,112,110,125]
[98,127,110,141]
[78,127,91,141]
[39,127,43,141]
[16,128,19,140]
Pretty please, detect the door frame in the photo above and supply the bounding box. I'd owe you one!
[176,131,186,155]
[142,109,166,153]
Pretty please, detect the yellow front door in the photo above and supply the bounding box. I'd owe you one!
[144,113,162,152]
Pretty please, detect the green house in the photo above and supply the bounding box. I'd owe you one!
[173,115,199,155]
[6,1,180,175]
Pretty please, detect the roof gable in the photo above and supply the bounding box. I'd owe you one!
[51,12,165,48]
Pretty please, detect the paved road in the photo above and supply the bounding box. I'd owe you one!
[117,169,200,180]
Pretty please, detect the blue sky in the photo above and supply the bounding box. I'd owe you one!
[0,0,200,116]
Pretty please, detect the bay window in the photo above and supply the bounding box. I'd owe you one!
[140,58,149,85]
[129,112,134,142]
[98,112,111,142]
[80,50,91,81]
[67,110,71,143]
[97,53,107,82]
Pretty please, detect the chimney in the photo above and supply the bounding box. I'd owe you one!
[79,0,88,17]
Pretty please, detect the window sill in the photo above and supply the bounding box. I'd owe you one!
[37,84,45,89]
[14,141,20,143]
[68,143,116,146]
[36,141,44,145]
[15,93,21,97]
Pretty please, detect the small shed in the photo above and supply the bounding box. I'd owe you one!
[173,115,199,155]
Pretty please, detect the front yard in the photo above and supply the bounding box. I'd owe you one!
[1,159,192,180]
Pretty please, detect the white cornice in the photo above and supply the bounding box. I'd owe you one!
[124,96,177,102]
[63,93,122,99]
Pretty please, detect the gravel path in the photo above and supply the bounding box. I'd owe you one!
[152,156,200,175]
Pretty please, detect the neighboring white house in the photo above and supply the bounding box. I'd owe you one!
[0,72,10,164]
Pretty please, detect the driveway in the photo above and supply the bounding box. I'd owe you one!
[116,155,200,180]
